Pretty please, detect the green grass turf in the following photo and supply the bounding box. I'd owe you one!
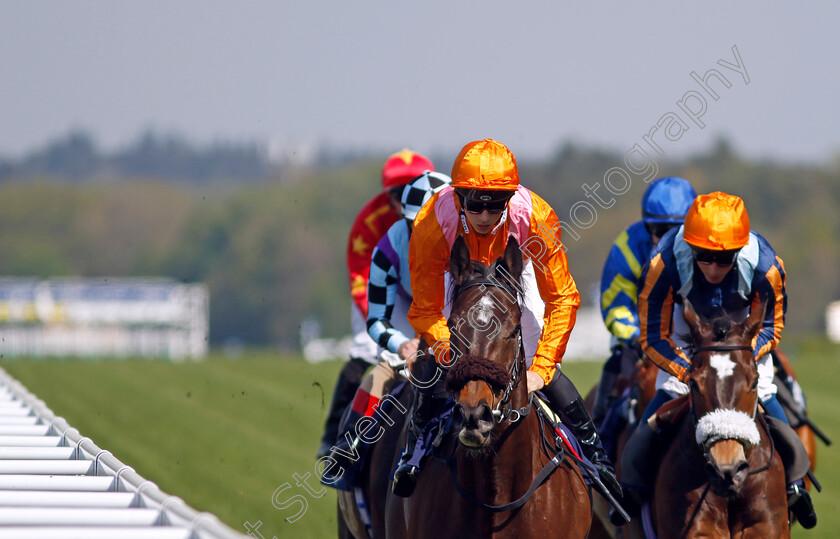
[3,339,838,538]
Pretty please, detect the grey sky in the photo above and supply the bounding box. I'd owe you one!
[2,2,837,164]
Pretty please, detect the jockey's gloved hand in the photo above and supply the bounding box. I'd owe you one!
[526,370,545,393]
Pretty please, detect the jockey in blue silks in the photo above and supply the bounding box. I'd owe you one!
[592,177,696,423]
[621,192,817,529]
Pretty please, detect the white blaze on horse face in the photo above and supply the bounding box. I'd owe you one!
[468,296,501,340]
[709,352,736,380]
[474,297,495,325]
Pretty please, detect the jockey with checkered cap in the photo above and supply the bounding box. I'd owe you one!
[324,171,453,482]
[316,150,434,460]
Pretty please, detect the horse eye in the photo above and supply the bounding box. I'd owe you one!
[749,377,758,390]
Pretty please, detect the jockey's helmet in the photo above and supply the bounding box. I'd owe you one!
[381,149,434,191]
[683,192,750,251]
[401,171,452,222]
[642,177,696,224]
[450,139,519,202]
[642,176,697,239]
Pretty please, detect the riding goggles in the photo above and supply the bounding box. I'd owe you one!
[462,197,508,215]
[692,247,740,266]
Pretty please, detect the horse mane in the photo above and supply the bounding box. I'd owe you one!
[445,355,509,394]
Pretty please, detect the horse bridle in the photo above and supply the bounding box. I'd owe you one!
[688,342,772,473]
[491,324,531,423]
[452,278,530,424]
[452,276,521,303]
[688,342,758,427]
[688,343,755,401]
[678,342,776,536]
[693,344,753,353]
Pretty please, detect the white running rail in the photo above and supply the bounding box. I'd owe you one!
[0,367,245,539]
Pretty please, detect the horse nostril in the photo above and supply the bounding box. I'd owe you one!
[480,404,494,424]
[475,404,494,431]
[454,404,467,427]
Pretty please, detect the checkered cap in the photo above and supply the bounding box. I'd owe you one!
[400,171,452,221]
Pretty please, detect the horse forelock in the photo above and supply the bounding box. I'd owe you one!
[712,321,730,341]
[451,260,520,308]
[445,355,509,395]
[706,313,736,342]
[692,314,751,367]
[449,263,489,305]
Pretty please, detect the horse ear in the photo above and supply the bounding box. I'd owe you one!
[742,300,767,341]
[498,236,523,284]
[683,298,710,343]
[449,236,472,285]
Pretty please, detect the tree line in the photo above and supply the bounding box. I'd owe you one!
[0,137,836,349]
[0,130,383,184]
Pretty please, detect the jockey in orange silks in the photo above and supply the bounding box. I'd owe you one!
[391,139,621,501]
[317,149,434,459]
[622,192,816,528]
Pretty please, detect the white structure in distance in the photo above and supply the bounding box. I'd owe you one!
[826,301,840,343]
[0,278,209,360]
[302,307,611,363]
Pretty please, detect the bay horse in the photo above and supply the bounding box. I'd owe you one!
[334,377,414,538]
[649,299,789,537]
[367,236,591,538]
[588,338,822,537]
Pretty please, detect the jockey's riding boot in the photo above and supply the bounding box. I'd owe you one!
[542,370,623,500]
[317,357,368,459]
[593,369,619,428]
[761,409,817,529]
[610,422,653,526]
[327,410,365,471]
[562,397,623,501]
[788,481,817,529]
[392,392,438,497]
[621,419,657,494]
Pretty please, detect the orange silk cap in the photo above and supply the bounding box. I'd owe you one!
[683,191,750,250]
[451,139,519,191]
